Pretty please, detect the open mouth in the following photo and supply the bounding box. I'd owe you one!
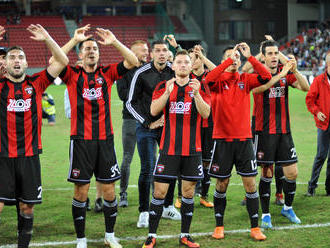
[14,65,20,70]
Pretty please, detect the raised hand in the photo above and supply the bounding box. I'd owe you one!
[74,24,93,43]
[189,78,201,95]
[0,26,5,41]
[238,42,251,58]
[230,44,240,62]
[288,55,297,72]
[193,45,204,59]
[265,35,274,41]
[96,28,117,46]
[280,60,294,76]
[165,77,176,94]
[163,34,178,48]
[27,24,50,41]
[317,112,327,122]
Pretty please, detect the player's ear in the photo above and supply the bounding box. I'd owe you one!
[150,52,154,60]
[78,52,83,60]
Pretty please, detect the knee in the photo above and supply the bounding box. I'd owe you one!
[216,178,229,192]
[153,189,167,199]
[20,204,34,215]
[261,164,274,178]
[182,184,196,199]
[74,184,89,201]
[284,165,298,181]
[243,178,257,192]
[102,183,116,201]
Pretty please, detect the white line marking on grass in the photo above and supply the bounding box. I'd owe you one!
[1,222,330,247]
[43,181,319,191]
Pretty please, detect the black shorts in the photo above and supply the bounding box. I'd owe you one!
[208,139,258,178]
[68,137,121,184]
[254,132,298,166]
[201,126,214,162]
[153,153,203,182]
[0,155,42,205]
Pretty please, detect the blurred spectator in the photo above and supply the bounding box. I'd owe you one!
[42,92,56,126]
[284,24,329,75]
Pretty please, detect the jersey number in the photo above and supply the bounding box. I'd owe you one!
[291,148,297,158]
[251,159,257,171]
[37,186,42,199]
[198,165,203,176]
[110,164,120,178]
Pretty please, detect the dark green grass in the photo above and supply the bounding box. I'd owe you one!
[0,84,329,247]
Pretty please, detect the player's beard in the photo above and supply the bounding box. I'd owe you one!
[8,69,24,79]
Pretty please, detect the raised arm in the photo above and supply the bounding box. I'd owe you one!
[194,45,216,71]
[96,28,138,69]
[290,58,310,92]
[189,78,210,119]
[264,35,289,65]
[27,24,68,78]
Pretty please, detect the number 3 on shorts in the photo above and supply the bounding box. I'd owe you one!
[110,164,120,178]
[251,159,257,171]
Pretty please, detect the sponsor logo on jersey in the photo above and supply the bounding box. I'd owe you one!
[72,168,80,178]
[211,163,220,173]
[82,87,103,100]
[96,77,104,85]
[169,101,192,114]
[224,84,229,90]
[238,82,245,90]
[156,164,164,173]
[269,86,285,98]
[24,86,33,95]
[7,99,31,112]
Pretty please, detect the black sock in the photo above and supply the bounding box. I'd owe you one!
[246,191,259,228]
[17,212,33,248]
[201,169,211,198]
[149,197,164,234]
[103,198,118,233]
[259,177,271,213]
[178,179,182,198]
[213,190,226,227]
[275,166,284,194]
[181,197,194,233]
[72,198,86,238]
[164,180,175,207]
[16,202,23,233]
[283,178,296,207]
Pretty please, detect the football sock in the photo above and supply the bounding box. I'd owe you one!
[16,202,23,233]
[17,212,33,248]
[214,190,226,226]
[164,180,175,207]
[181,197,194,233]
[246,191,259,228]
[259,177,272,213]
[201,169,211,197]
[149,196,164,234]
[103,198,118,233]
[275,166,284,194]
[178,179,182,198]
[283,178,296,207]
[72,198,86,238]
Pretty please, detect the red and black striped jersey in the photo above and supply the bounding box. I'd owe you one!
[0,70,54,157]
[60,62,128,140]
[253,69,296,134]
[190,70,215,128]
[152,80,211,156]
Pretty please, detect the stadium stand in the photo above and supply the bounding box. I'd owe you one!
[169,16,187,33]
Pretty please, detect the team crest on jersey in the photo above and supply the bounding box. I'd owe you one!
[82,87,103,100]
[24,86,33,95]
[238,82,245,90]
[72,168,80,178]
[211,163,220,173]
[7,99,31,112]
[96,77,104,85]
[223,84,229,90]
[156,164,165,173]
[169,101,192,114]
[280,77,287,85]
[257,151,264,160]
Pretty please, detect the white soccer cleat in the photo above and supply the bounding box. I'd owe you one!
[76,237,87,248]
[104,233,122,248]
[162,205,181,220]
[137,211,149,228]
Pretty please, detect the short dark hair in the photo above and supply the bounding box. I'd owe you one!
[188,46,206,56]
[6,46,25,56]
[78,38,98,50]
[0,47,7,56]
[174,49,190,61]
[151,40,168,50]
[222,46,235,59]
[260,40,278,55]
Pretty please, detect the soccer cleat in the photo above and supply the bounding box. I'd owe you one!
[94,198,103,213]
[250,227,267,241]
[86,198,91,211]
[179,235,200,248]
[175,197,182,209]
[281,207,301,224]
[200,197,214,208]
[212,226,224,239]
[119,192,128,208]
[260,215,273,229]
[104,233,122,248]
[305,188,315,197]
[275,193,284,205]
[76,237,87,248]
[137,211,149,228]
[162,205,181,220]
[142,236,156,248]
[241,197,247,206]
